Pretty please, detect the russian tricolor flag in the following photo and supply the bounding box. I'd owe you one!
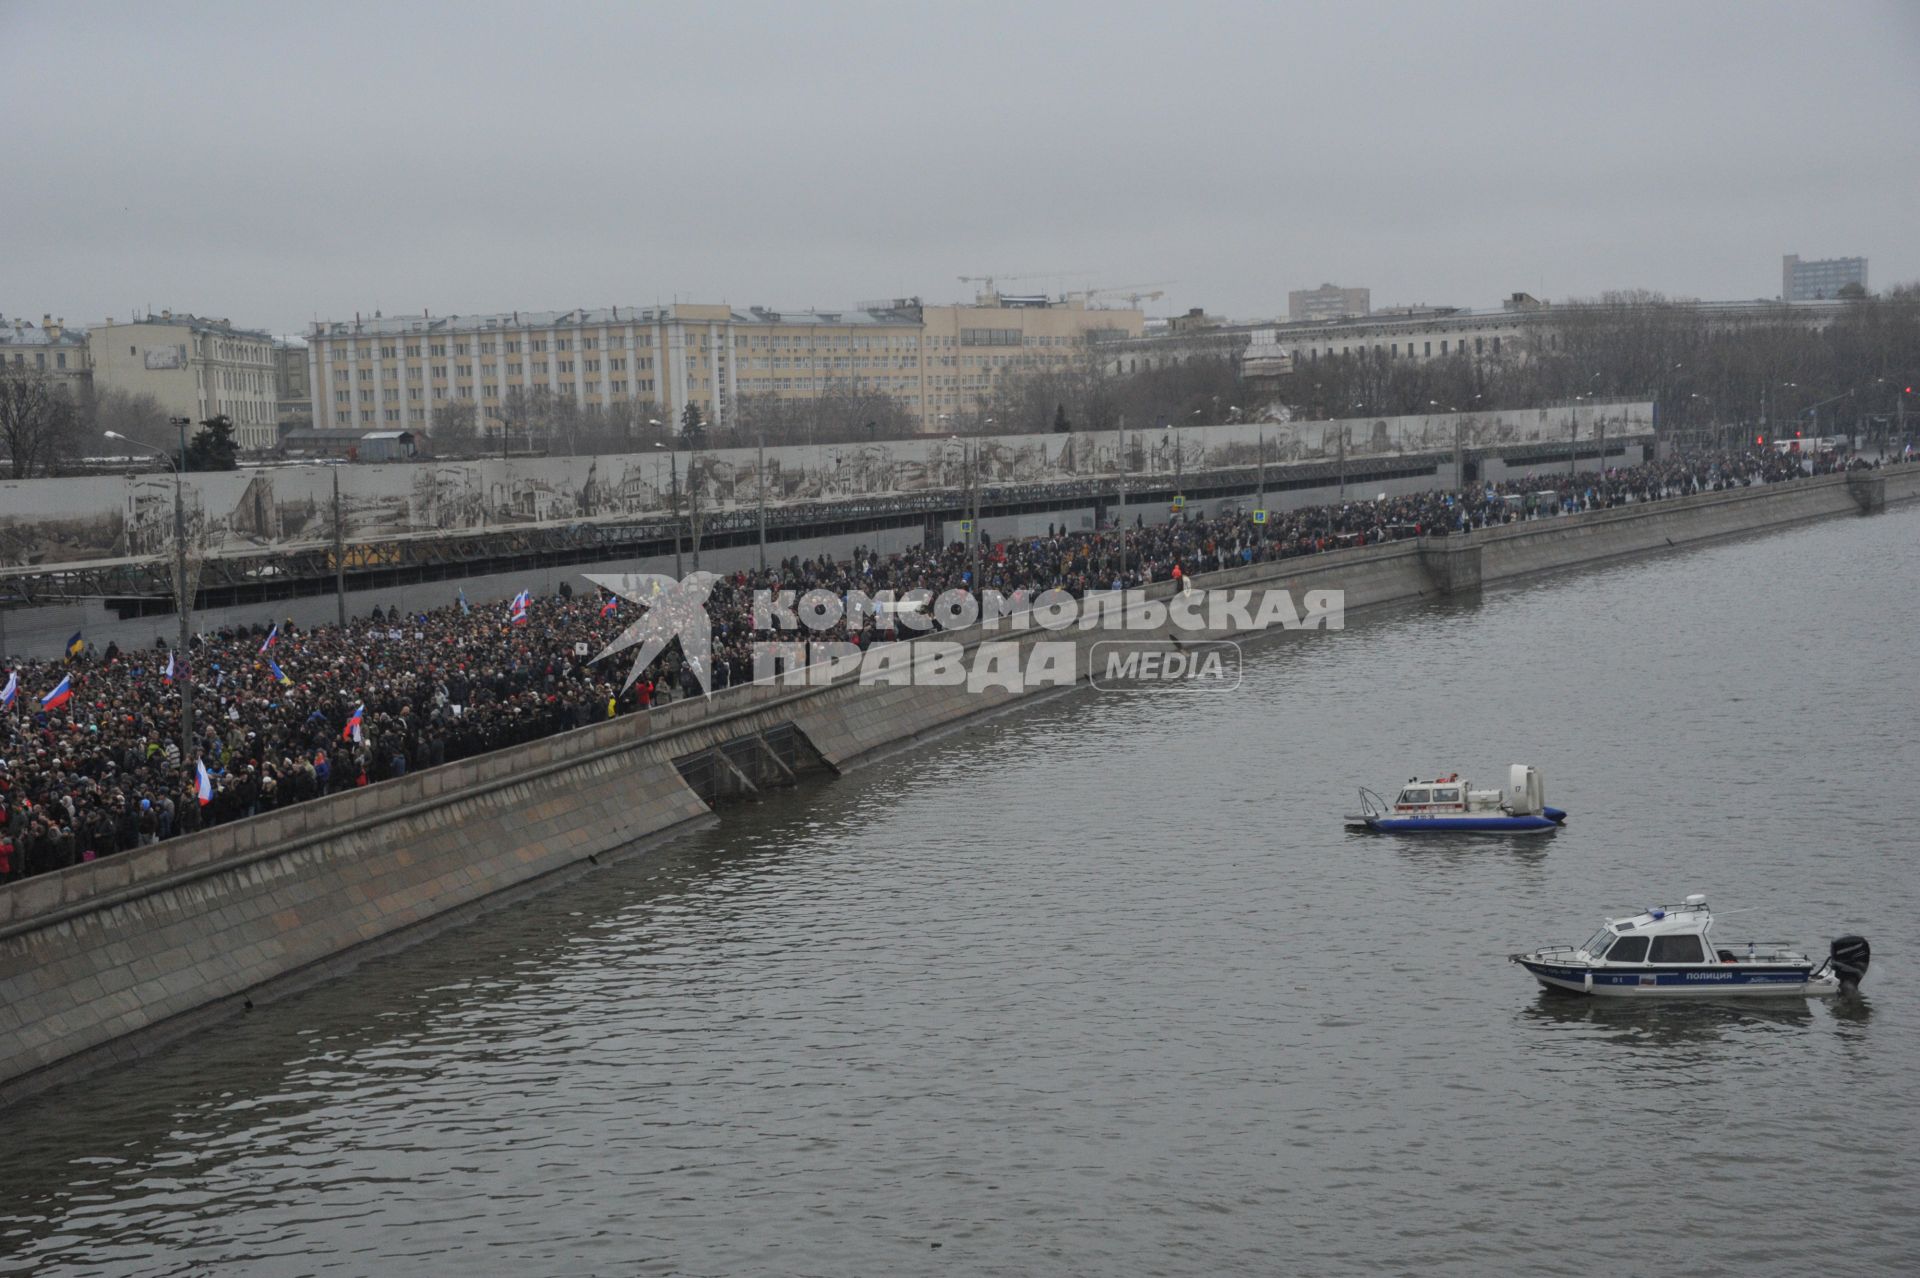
[343,703,365,743]
[196,759,213,806]
[259,624,279,653]
[40,675,73,711]
[0,671,16,709]
[509,590,530,625]
[162,652,175,684]
[599,594,618,618]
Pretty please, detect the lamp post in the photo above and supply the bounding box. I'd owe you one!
[653,441,682,577]
[756,428,767,572]
[107,428,193,760]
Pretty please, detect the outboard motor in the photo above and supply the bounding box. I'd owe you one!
[1829,935,1871,994]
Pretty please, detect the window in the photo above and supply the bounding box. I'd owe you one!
[381,345,396,358]
[456,364,472,377]
[505,340,520,353]
[454,343,468,355]
[507,362,522,375]
[1649,935,1705,963]
[960,328,1022,346]
[430,344,445,357]
[1607,936,1650,963]
[1582,928,1613,958]
[431,365,447,379]
[532,340,547,351]
[1398,788,1431,806]
[479,342,495,355]
[406,344,420,357]
[56,353,66,369]
[1424,342,1431,356]
[1430,787,1461,804]
[556,339,570,351]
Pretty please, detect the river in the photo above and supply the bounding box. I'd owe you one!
[3,506,1917,1276]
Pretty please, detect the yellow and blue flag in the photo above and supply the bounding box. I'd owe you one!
[268,658,291,686]
[65,632,84,659]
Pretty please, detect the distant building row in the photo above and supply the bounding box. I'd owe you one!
[302,294,1141,437]
[1,311,291,452]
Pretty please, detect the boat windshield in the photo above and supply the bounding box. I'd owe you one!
[1581,927,1613,958]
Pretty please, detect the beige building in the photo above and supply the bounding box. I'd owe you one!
[0,314,91,396]
[305,295,1142,436]
[88,311,279,450]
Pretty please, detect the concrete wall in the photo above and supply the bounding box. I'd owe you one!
[3,465,1914,1102]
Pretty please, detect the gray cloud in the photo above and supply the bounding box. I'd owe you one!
[4,0,1915,334]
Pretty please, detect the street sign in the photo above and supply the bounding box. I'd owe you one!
[1171,495,1185,511]
[1252,509,1268,524]
[958,520,974,534]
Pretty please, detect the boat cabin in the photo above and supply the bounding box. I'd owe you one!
[1391,774,1507,815]
[1579,895,1803,966]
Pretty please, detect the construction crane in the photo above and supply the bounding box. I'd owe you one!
[957,271,1088,300]
[1072,281,1175,309]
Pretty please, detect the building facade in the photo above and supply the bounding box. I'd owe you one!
[87,312,279,450]
[0,314,91,396]
[304,296,1142,436]
[273,337,311,430]
[1782,255,1867,301]
[1288,284,1370,323]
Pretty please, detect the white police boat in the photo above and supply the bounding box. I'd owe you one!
[1345,765,1567,834]
[1510,894,1870,998]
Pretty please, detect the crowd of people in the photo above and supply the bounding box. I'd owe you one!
[0,444,1879,881]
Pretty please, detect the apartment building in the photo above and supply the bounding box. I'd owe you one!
[1288,284,1371,322]
[1782,254,1866,301]
[0,314,91,396]
[89,311,279,450]
[305,296,1142,436]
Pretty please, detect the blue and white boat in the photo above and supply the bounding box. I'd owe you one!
[1345,765,1568,833]
[1510,894,1871,998]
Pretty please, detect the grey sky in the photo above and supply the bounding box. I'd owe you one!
[4,0,1915,335]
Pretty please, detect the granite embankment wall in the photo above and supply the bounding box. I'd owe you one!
[3,467,1913,1102]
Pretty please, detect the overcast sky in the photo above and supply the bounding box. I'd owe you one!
[4,0,1915,335]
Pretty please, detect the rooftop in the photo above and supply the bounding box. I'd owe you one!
[94,310,273,341]
[309,300,927,339]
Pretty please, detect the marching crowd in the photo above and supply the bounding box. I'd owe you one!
[0,445,1871,881]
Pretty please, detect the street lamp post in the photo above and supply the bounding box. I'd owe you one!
[653,441,682,577]
[108,428,193,761]
[756,429,767,572]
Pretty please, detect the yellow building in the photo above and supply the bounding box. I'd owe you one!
[305,295,1141,437]
[88,311,279,450]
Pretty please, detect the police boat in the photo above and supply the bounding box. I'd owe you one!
[1344,765,1567,833]
[1509,894,1870,998]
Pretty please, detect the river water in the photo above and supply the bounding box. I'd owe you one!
[4,508,1918,1277]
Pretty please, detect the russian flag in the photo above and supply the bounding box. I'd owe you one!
[0,670,16,709]
[259,624,279,653]
[40,675,73,711]
[162,651,175,684]
[509,590,530,625]
[196,759,213,806]
[599,594,618,618]
[268,658,291,686]
[343,703,364,743]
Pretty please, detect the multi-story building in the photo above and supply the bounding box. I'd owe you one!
[304,295,1142,436]
[1101,297,1854,383]
[1288,284,1370,323]
[1782,254,1867,301]
[272,337,311,429]
[0,314,91,396]
[87,311,279,450]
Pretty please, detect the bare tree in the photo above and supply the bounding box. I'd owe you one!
[432,399,478,445]
[0,371,80,478]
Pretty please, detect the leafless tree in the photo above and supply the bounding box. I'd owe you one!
[0,371,80,478]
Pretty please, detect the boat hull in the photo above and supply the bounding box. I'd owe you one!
[1515,958,1840,997]
[1349,814,1562,833]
